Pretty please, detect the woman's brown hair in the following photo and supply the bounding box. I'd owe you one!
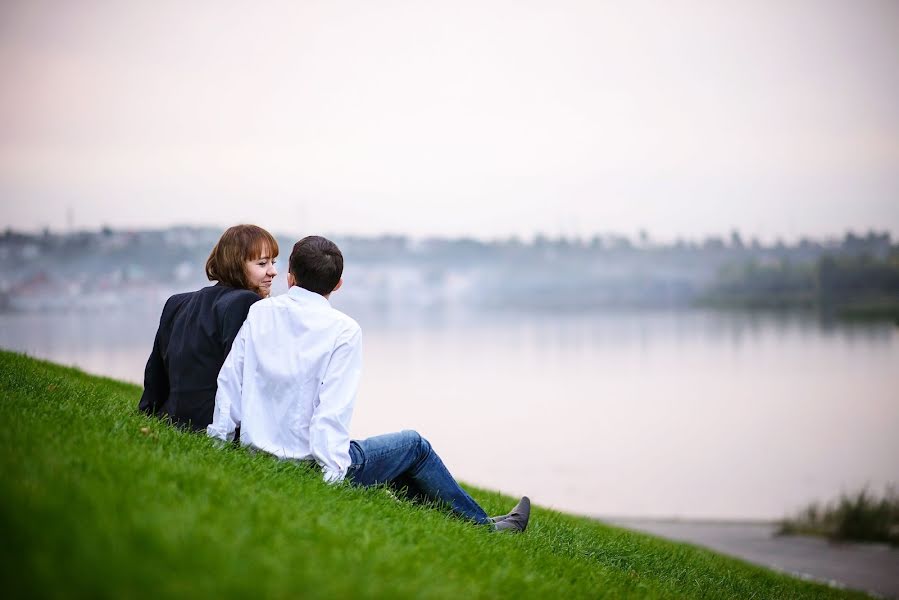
[205,225,279,291]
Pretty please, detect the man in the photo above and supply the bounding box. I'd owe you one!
[207,235,529,532]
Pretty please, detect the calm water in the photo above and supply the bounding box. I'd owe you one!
[2,306,897,520]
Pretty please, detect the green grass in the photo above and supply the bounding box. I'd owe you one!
[0,350,871,599]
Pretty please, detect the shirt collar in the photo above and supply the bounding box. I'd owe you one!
[287,285,331,307]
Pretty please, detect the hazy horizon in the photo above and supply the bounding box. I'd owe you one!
[3,220,896,246]
[2,0,898,242]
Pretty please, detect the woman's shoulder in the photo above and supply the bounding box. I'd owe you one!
[191,283,255,301]
[210,285,261,313]
[162,289,197,312]
[215,285,260,301]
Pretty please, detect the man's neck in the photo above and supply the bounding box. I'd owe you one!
[291,284,330,300]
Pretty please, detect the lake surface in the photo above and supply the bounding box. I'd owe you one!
[2,305,897,520]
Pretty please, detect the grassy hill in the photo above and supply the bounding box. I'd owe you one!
[0,350,870,599]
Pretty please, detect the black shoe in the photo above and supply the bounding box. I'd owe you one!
[493,496,530,532]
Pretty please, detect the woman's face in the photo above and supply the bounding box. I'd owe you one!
[245,249,278,297]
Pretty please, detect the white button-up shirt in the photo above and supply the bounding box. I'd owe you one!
[207,285,362,483]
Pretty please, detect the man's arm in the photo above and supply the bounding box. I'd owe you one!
[309,325,362,483]
[207,320,250,443]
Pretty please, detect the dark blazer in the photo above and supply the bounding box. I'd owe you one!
[139,284,261,431]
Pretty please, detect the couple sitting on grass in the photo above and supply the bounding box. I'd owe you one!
[139,225,530,532]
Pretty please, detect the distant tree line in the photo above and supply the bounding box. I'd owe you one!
[1,226,897,320]
[702,252,899,320]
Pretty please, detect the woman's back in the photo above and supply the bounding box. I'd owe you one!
[139,284,260,430]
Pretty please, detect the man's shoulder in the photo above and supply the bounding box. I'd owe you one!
[328,306,361,342]
[245,292,360,336]
[248,292,288,309]
[243,293,293,321]
[332,306,360,328]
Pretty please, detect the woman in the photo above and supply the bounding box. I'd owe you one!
[139,224,279,431]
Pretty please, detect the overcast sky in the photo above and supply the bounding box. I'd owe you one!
[1,0,897,241]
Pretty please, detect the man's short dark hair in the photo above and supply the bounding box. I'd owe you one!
[289,236,343,295]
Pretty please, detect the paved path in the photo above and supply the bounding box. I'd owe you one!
[605,519,899,599]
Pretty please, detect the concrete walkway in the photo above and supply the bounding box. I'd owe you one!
[605,519,899,599]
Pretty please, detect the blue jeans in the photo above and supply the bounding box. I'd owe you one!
[346,430,490,525]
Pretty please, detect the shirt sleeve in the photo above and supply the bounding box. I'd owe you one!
[310,325,362,484]
[138,298,176,415]
[207,319,249,442]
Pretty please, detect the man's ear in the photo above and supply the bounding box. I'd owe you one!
[287,272,296,287]
[332,278,343,293]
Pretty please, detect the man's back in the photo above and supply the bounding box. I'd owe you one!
[208,285,362,482]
